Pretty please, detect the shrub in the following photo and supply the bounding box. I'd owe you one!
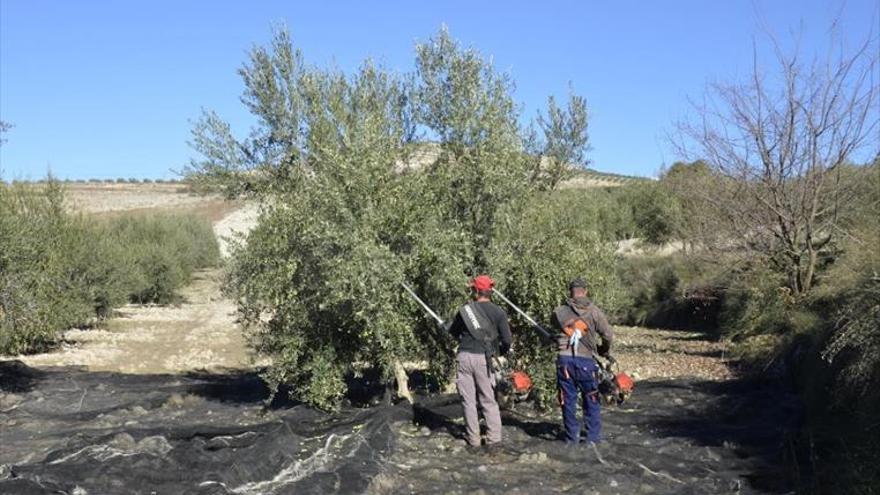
[617,181,683,245]
[796,172,880,491]
[788,250,880,492]
[0,181,99,353]
[616,255,722,332]
[103,213,220,304]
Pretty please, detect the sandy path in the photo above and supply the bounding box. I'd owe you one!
[19,205,262,374]
[19,270,258,373]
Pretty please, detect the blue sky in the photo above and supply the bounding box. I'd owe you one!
[0,1,876,180]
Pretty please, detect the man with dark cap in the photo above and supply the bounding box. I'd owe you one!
[445,275,513,453]
[551,277,614,444]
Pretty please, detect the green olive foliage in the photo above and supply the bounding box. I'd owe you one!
[190,27,611,410]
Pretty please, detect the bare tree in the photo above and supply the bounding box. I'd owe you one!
[0,121,11,147]
[675,33,879,296]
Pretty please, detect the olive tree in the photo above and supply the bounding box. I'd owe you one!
[488,193,624,408]
[526,91,591,190]
[188,26,607,410]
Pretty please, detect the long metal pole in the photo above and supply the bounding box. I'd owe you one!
[401,283,444,325]
[491,289,553,340]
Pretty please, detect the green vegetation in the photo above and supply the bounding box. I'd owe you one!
[0,179,220,355]
[489,193,624,404]
[185,23,876,490]
[614,162,879,493]
[592,34,879,490]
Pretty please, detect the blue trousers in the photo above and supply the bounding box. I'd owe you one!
[557,355,601,443]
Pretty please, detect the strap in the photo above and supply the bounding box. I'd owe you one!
[566,303,605,363]
[558,303,593,359]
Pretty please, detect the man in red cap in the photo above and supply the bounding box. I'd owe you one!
[444,274,512,453]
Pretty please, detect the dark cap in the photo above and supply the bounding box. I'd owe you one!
[568,277,588,291]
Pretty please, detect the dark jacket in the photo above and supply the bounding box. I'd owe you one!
[447,300,512,355]
[551,297,614,359]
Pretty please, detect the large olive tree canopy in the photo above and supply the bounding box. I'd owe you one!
[187,26,616,410]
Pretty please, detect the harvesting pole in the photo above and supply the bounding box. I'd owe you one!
[401,283,445,326]
[491,289,553,341]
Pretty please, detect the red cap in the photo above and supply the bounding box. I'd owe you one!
[470,275,495,292]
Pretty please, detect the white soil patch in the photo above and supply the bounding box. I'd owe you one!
[213,203,260,258]
[615,238,684,257]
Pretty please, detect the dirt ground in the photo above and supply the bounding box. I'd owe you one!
[213,202,260,258]
[612,326,733,382]
[64,182,214,214]
[4,259,797,494]
[0,358,798,495]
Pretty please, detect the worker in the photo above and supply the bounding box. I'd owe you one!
[445,275,512,453]
[551,277,614,445]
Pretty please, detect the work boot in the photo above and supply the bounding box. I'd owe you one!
[465,444,482,455]
[483,442,502,457]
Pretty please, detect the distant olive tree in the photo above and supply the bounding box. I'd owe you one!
[658,160,718,253]
[526,90,591,190]
[675,34,879,296]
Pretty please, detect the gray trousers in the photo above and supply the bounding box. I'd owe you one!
[456,351,502,446]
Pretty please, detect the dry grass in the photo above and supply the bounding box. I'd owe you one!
[63,183,209,213]
[57,182,245,223]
